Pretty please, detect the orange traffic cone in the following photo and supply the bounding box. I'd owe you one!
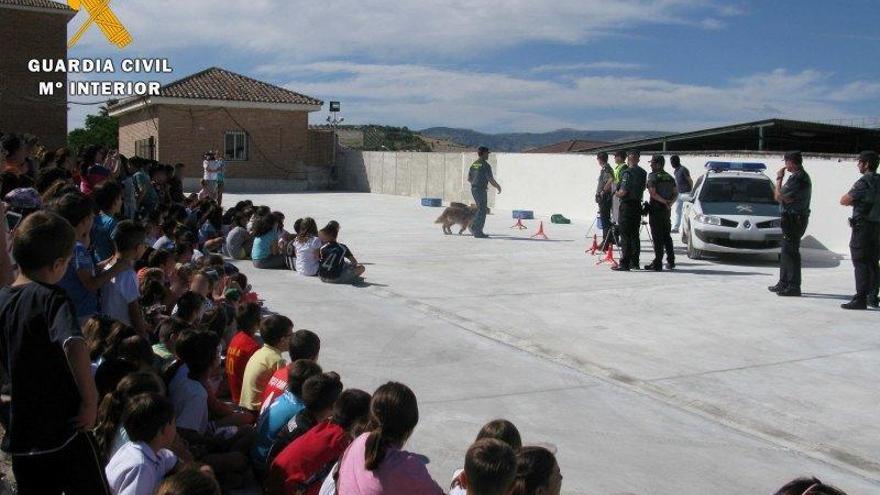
[586,234,600,255]
[531,221,549,240]
[596,243,619,268]
[511,218,527,230]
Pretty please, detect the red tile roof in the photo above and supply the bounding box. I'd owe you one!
[156,67,323,106]
[0,0,74,12]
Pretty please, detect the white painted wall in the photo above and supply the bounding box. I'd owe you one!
[340,150,864,254]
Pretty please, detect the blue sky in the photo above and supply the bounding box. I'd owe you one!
[66,0,880,133]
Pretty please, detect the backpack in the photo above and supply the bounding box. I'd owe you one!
[551,214,571,224]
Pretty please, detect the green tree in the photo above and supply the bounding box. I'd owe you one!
[68,106,118,152]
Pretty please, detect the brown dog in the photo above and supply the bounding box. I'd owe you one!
[435,203,478,235]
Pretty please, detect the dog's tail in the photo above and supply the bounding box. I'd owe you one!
[434,213,446,224]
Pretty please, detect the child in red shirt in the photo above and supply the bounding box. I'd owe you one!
[225,302,262,404]
[266,388,370,495]
[259,329,320,412]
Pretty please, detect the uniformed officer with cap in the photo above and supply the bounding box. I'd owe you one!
[467,146,502,238]
[595,152,614,245]
[645,155,677,271]
[613,150,647,271]
[769,151,812,297]
[839,150,880,310]
[607,150,628,248]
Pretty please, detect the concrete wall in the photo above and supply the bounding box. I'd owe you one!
[338,150,864,254]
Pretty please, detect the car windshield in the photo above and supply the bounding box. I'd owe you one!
[700,177,776,204]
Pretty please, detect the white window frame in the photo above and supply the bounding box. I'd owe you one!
[224,130,248,161]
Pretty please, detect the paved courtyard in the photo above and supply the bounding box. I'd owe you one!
[225,192,879,495]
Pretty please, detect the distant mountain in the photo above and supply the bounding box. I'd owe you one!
[419,127,671,152]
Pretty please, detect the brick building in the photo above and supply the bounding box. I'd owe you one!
[109,67,335,189]
[0,0,75,149]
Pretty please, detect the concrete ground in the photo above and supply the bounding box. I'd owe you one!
[225,192,879,495]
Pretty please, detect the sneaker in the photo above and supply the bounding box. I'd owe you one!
[611,266,630,272]
[777,286,801,297]
[841,299,868,310]
[644,263,662,272]
[767,284,784,293]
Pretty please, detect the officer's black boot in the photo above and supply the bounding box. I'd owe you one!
[644,262,662,271]
[777,286,801,297]
[768,283,784,292]
[841,297,868,310]
[869,294,879,308]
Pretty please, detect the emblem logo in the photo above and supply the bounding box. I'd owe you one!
[67,0,132,49]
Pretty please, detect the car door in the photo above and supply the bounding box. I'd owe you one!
[682,175,705,235]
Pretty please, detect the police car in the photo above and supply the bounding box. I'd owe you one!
[680,162,783,260]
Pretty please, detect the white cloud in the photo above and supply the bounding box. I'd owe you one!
[529,62,645,73]
[71,0,739,60]
[271,63,869,131]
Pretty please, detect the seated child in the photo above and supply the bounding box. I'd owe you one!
[239,315,293,412]
[318,221,365,284]
[157,466,222,495]
[224,211,253,260]
[105,393,179,495]
[251,360,323,469]
[225,302,263,404]
[449,419,522,495]
[265,372,343,464]
[266,388,371,495]
[459,439,517,495]
[260,329,321,412]
[292,218,322,276]
[95,371,167,462]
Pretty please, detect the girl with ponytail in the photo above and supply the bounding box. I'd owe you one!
[93,371,165,463]
[336,382,443,494]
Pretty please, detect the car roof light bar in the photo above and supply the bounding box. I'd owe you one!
[705,161,767,172]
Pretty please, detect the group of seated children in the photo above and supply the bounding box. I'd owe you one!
[220,200,366,284]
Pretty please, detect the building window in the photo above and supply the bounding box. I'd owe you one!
[224,131,248,161]
[135,137,155,160]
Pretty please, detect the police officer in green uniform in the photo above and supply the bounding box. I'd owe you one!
[595,152,615,245]
[839,151,880,310]
[769,151,812,297]
[645,155,678,271]
[612,150,647,271]
[606,151,628,249]
[467,146,502,238]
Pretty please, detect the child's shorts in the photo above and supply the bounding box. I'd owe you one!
[321,264,360,285]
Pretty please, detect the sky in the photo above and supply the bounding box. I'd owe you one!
[65,0,880,134]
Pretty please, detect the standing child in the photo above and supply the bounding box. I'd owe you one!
[102,220,149,336]
[91,180,123,262]
[49,192,129,324]
[318,221,365,284]
[0,211,109,494]
[105,393,179,495]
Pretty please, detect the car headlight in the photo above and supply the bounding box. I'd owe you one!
[695,214,722,226]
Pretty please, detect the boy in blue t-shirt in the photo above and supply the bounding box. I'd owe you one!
[90,180,123,262]
[0,211,109,494]
[49,192,128,324]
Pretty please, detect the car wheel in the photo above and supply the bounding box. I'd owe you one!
[687,227,703,260]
